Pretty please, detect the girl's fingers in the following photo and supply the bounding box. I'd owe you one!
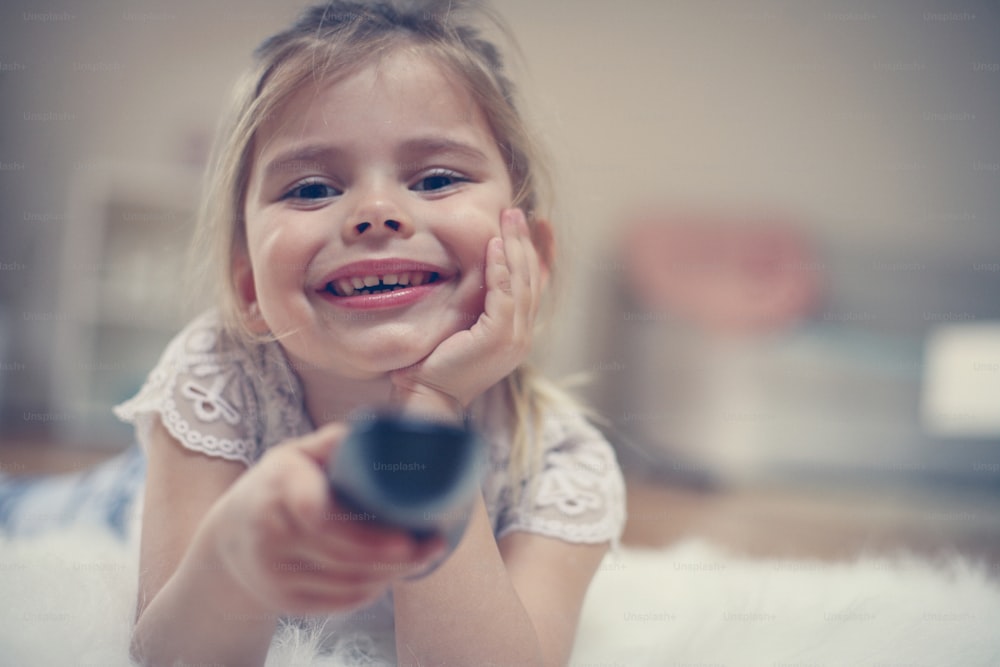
[499,208,539,342]
[480,234,514,335]
[277,446,441,564]
[477,209,532,359]
[294,504,447,572]
[293,532,412,576]
[275,559,388,594]
[516,214,543,319]
[286,422,347,466]
[314,528,444,570]
[274,460,415,569]
[501,209,529,294]
[274,535,445,594]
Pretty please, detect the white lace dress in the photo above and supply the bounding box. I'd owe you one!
[114,310,626,651]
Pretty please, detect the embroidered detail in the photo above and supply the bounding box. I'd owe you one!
[113,312,261,466]
[180,370,241,425]
[534,449,608,517]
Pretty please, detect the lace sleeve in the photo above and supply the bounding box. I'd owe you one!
[495,409,627,549]
[112,311,262,466]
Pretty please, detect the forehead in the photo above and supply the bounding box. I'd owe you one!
[254,48,496,159]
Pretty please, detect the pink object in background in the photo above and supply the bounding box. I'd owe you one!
[623,211,822,335]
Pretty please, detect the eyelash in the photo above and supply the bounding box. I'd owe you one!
[281,179,340,201]
[411,169,468,192]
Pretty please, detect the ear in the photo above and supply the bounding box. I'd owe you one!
[233,251,269,334]
[529,216,555,287]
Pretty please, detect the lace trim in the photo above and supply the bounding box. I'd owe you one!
[180,369,241,425]
[160,393,256,466]
[497,512,622,545]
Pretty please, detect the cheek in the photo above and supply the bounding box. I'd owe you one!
[247,214,319,290]
[449,203,504,255]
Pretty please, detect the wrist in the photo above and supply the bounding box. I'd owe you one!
[389,382,466,425]
[132,513,277,666]
[191,503,280,617]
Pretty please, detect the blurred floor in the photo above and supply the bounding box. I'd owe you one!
[0,438,125,477]
[3,439,998,572]
[625,480,1000,572]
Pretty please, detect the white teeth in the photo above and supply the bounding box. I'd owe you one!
[336,279,355,296]
[329,270,440,296]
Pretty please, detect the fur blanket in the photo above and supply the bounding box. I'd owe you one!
[1,527,998,666]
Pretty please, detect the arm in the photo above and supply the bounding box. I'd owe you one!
[393,493,608,667]
[498,532,609,666]
[130,417,276,666]
[131,419,444,667]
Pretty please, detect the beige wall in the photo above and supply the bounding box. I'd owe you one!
[1,1,998,436]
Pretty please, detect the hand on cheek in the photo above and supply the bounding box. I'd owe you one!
[389,208,542,420]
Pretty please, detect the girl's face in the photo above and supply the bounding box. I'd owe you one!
[241,49,515,380]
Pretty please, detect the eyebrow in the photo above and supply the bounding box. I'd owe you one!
[395,137,492,165]
[260,136,492,181]
[261,145,344,181]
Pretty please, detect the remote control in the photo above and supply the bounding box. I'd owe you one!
[327,412,484,552]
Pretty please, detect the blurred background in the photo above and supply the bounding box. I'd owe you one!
[1,1,998,557]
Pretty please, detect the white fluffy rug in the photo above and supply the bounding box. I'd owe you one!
[1,528,998,666]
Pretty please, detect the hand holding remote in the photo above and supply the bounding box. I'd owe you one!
[327,412,485,558]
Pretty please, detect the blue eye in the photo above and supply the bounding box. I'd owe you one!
[412,171,465,192]
[283,180,340,200]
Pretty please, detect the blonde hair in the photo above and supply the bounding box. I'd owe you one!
[191,0,583,487]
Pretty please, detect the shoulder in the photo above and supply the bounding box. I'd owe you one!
[479,387,627,548]
[114,310,310,466]
[533,406,627,535]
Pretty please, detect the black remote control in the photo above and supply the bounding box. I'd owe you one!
[327,412,484,552]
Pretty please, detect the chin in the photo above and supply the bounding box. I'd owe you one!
[345,337,444,376]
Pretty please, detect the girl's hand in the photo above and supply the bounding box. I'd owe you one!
[200,424,446,616]
[390,208,543,418]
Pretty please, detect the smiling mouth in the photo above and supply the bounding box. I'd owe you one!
[323,271,442,297]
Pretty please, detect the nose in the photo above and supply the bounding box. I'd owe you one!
[341,182,414,242]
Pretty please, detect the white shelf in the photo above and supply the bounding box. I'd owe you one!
[52,161,202,444]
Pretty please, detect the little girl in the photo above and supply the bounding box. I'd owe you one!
[115,1,625,665]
